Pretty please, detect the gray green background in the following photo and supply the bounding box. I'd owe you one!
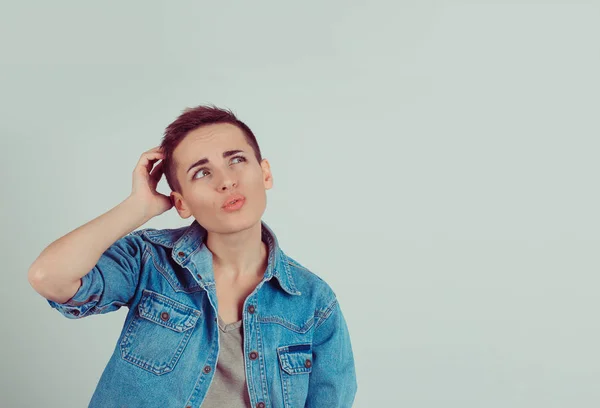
[1,1,599,407]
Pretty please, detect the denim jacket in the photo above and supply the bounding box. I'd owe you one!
[47,219,357,407]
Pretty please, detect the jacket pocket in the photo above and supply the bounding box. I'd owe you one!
[277,343,312,408]
[119,289,201,375]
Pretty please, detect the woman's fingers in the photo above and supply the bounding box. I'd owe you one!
[135,150,164,176]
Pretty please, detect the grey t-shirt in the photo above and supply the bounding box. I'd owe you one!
[201,314,251,407]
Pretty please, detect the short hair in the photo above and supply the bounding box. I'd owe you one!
[160,104,262,193]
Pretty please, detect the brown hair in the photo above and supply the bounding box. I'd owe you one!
[160,104,262,193]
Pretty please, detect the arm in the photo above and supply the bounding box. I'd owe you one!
[305,298,358,407]
[27,195,150,304]
[27,145,172,317]
[44,229,148,318]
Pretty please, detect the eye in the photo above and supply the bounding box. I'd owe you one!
[193,168,210,180]
[193,155,247,180]
[231,155,247,164]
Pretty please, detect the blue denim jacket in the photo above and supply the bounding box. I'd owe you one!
[47,219,357,407]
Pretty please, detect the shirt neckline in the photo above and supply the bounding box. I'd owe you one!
[217,314,243,332]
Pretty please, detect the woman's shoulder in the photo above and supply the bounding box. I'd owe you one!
[280,252,337,301]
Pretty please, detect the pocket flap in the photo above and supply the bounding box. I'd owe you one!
[277,343,313,375]
[138,290,201,333]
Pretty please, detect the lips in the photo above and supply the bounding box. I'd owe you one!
[222,194,246,208]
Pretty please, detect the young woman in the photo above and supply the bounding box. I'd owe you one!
[28,105,358,407]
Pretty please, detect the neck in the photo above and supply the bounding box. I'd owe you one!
[205,221,268,280]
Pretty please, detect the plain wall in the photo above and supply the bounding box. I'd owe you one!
[1,1,599,406]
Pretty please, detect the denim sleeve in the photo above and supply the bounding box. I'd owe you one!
[305,297,358,407]
[46,230,146,319]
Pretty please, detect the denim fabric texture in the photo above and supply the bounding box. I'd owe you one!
[47,219,357,407]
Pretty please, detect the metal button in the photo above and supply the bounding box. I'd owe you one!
[203,365,211,373]
[249,351,258,360]
[256,402,265,408]
[248,305,255,313]
[178,251,185,257]
[196,273,202,279]
[160,311,169,321]
[305,359,312,368]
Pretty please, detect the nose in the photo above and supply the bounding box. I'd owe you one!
[217,169,238,191]
[220,180,237,191]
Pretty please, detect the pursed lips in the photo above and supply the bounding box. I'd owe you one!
[222,194,246,208]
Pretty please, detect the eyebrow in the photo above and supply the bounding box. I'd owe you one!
[186,149,245,174]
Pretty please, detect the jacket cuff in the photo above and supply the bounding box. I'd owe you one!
[46,271,100,319]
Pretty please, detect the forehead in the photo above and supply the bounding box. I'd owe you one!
[174,123,249,165]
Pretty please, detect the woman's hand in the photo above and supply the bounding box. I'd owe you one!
[128,146,173,219]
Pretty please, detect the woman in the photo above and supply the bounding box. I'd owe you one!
[28,105,358,407]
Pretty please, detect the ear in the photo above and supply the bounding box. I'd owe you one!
[171,192,194,219]
[260,159,273,190]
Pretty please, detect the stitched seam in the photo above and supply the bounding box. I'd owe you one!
[314,297,337,330]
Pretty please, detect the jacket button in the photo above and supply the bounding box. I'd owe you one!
[305,359,312,368]
[249,351,258,360]
[196,273,202,279]
[256,402,265,408]
[160,312,169,321]
[248,305,255,313]
[178,251,185,257]
[203,365,212,373]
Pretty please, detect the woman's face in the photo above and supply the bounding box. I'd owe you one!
[171,122,272,234]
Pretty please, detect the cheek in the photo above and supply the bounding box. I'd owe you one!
[248,179,268,194]
[186,192,215,209]
[248,170,267,185]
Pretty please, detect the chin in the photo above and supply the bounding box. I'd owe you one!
[207,211,262,234]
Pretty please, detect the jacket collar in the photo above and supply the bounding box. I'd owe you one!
[142,219,301,296]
